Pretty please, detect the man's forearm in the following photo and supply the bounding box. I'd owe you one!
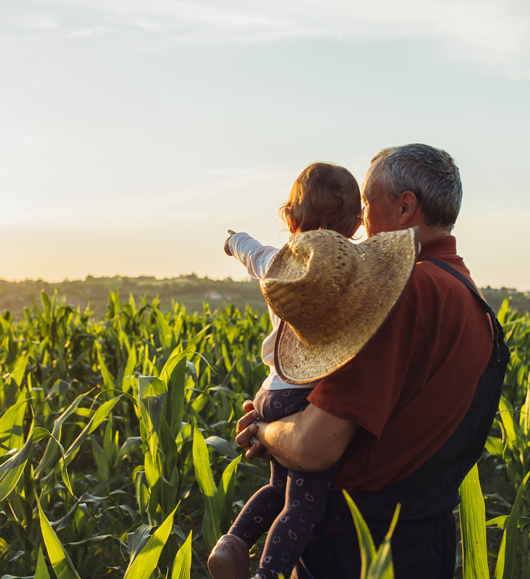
[260,416,308,471]
[256,405,358,472]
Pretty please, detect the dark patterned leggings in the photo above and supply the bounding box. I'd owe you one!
[229,457,337,579]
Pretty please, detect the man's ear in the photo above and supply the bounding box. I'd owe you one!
[397,191,418,225]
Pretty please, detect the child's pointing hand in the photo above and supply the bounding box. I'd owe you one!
[224,229,236,256]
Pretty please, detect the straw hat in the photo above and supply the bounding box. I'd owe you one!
[260,227,419,384]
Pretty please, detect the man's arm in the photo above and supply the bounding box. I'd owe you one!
[236,401,358,472]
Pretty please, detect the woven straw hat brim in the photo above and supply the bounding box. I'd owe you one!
[261,227,419,384]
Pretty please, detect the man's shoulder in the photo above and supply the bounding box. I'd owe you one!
[400,260,445,312]
[406,253,475,303]
[400,254,490,342]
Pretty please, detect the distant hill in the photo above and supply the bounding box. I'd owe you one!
[480,286,530,315]
[0,274,266,320]
[0,275,528,320]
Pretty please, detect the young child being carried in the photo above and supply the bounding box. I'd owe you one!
[207,162,362,579]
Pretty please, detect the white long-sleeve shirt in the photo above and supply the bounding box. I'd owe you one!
[229,232,318,391]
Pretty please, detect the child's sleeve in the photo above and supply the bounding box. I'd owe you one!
[229,232,279,279]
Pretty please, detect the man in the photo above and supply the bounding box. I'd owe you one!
[236,144,509,578]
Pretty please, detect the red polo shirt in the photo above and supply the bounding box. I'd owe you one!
[307,235,492,493]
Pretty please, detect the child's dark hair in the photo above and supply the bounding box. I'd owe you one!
[279,162,361,238]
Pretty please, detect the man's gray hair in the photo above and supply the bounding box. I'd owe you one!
[368,144,462,229]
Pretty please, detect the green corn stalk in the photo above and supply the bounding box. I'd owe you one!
[0,426,39,502]
[0,291,277,576]
[459,464,489,579]
[124,505,179,579]
[0,350,30,409]
[171,530,193,579]
[137,375,167,523]
[192,418,222,551]
[0,392,28,457]
[55,395,122,475]
[34,392,89,480]
[192,418,241,551]
[35,544,52,579]
[342,490,400,579]
[37,497,82,579]
[492,469,530,579]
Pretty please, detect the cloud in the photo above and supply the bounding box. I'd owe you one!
[3,14,59,29]
[8,0,530,76]
[67,26,107,38]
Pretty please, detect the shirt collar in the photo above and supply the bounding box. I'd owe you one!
[418,235,457,261]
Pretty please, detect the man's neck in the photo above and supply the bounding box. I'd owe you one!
[419,228,452,245]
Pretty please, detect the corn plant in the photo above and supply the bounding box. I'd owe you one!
[4,289,529,578]
[0,290,270,577]
[342,490,400,579]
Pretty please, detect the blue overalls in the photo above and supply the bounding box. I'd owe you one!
[292,259,510,579]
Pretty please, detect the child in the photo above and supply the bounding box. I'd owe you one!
[208,162,362,579]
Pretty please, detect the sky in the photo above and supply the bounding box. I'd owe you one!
[1,0,529,289]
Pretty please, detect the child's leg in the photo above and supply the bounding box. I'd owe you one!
[255,464,337,579]
[229,458,289,548]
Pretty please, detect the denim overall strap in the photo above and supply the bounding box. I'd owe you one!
[424,258,510,367]
[293,258,510,579]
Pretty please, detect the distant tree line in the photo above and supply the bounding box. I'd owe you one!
[0,275,528,321]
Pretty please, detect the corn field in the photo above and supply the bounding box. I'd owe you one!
[0,292,529,579]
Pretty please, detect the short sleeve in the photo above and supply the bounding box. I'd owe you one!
[308,292,426,439]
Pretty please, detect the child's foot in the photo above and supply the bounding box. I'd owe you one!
[207,534,251,579]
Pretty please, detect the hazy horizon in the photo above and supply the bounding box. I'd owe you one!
[0,265,528,293]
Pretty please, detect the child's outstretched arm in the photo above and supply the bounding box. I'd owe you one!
[223,230,279,280]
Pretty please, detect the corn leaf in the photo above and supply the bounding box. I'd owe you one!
[484,437,503,457]
[0,428,35,502]
[498,397,518,448]
[88,395,123,434]
[205,436,239,460]
[192,419,221,551]
[35,393,89,477]
[171,531,193,579]
[159,346,186,384]
[155,309,173,353]
[486,515,530,530]
[343,490,376,578]
[135,470,149,515]
[459,464,489,579]
[96,345,115,390]
[495,469,530,579]
[163,351,188,437]
[521,378,530,436]
[367,503,400,579]
[58,396,122,471]
[0,396,27,457]
[124,505,178,579]
[216,455,241,532]
[35,544,51,579]
[138,376,167,456]
[38,499,82,579]
[127,524,152,564]
[115,436,143,467]
[122,345,138,394]
[8,351,30,388]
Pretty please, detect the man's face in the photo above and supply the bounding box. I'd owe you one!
[361,175,399,237]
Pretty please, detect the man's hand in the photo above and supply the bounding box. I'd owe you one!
[224,230,236,256]
[241,401,358,471]
[235,400,269,460]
